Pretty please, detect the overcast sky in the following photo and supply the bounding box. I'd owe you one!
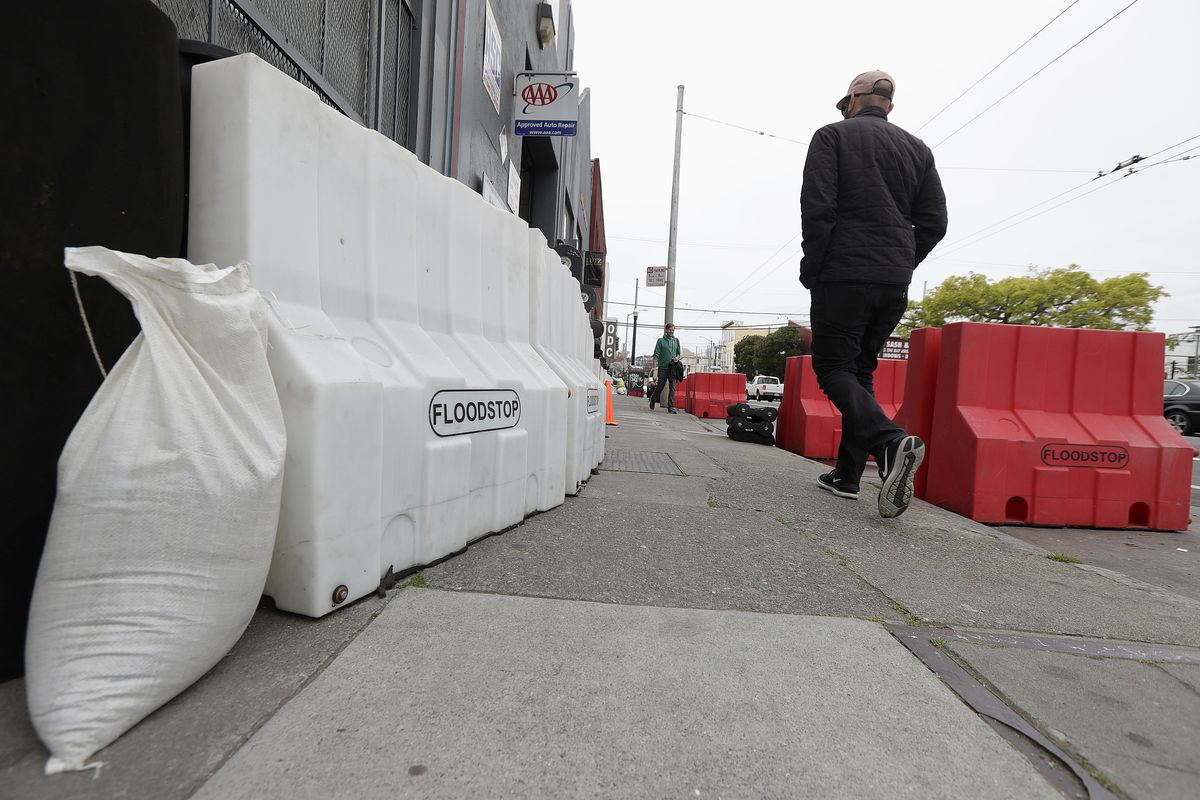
[570,0,1200,358]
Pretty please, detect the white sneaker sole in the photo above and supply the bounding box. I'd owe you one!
[878,437,925,518]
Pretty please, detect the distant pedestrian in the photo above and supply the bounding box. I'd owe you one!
[649,323,681,413]
[800,70,947,518]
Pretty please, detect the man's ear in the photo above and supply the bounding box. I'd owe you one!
[887,101,895,114]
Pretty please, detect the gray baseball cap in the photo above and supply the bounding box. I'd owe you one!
[835,70,895,113]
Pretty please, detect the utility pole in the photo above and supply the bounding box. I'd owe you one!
[665,85,684,326]
[631,279,640,367]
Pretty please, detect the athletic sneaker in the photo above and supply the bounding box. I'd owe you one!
[878,435,925,518]
[817,470,859,500]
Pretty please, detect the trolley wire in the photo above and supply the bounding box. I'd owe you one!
[914,0,1081,134]
[931,0,1142,149]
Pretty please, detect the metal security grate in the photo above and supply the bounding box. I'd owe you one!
[394,0,414,147]
[147,0,415,147]
[600,449,684,476]
[151,0,210,38]
[380,0,399,139]
[254,0,324,72]
[323,0,371,119]
[217,1,303,85]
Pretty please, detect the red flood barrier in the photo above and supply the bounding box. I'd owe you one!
[676,376,696,412]
[775,356,907,459]
[924,322,1191,531]
[690,372,746,418]
[892,327,942,499]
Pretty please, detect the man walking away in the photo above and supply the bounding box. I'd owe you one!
[649,323,681,413]
[800,70,947,518]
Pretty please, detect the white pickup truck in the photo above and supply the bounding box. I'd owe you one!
[747,375,783,402]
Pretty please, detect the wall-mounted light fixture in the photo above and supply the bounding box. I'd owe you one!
[536,1,556,48]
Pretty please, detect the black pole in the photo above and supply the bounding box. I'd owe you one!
[631,313,639,369]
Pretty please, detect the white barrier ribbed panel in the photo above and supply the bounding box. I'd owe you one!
[529,233,595,492]
[186,55,567,617]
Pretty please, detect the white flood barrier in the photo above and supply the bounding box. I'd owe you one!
[529,236,599,493]
[188,55,589,616]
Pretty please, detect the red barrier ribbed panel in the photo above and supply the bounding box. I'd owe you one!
[892,328,942,499]
[683,375,695,413]
[689,372,745,418]
[774,356,908,458]
[725,373,747,416]
[773,357,841,457]
[924,322,1191,531]
[775,358,803,453]
[675,377,687,411]
[687,373,704,416]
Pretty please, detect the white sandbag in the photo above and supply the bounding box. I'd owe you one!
[25,246,286,774]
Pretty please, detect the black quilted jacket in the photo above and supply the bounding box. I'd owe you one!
[799,106,947,288]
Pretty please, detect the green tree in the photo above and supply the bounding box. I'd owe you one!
[734,335,764,378]
[753,326,811,378]
[901,267,1165,334]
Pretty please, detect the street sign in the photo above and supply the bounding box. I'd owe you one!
[513,72,579,136]
[646,265,666,287]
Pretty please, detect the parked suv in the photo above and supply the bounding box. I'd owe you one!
[1164,379,1200,435]
[748,375,783,402]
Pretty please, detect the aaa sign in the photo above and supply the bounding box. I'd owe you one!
[514,72,579,136]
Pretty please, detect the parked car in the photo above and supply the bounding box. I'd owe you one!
[747,375,783,402]
[1164,379,1200,435]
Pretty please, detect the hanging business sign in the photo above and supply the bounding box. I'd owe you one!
[646,265,667,287]
[580,284,598,314]
[482,1,502,114]
[513,72,579,136]
[554,244,583,282]
[583,251,604,287]
[880,337,909,360]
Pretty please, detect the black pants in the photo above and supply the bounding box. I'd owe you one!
[809,282,909,483]
[652,373,676,410]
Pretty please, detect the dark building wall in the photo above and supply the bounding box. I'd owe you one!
[449,0,591,247]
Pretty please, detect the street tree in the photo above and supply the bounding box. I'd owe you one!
[753,326,811,379]
[900,267,1166,334]
[734,335,764,378]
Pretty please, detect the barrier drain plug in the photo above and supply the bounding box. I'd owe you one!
[332,584,349,605]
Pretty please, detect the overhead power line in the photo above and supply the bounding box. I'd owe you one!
[706,232,803,310]
[682,111,809,146]
[914,0,1081,134]
[680,113,1097,173]
[939,166,1095,174]
[932,0,1142,149]
[603,299,804,317]
[930,133,1200,259]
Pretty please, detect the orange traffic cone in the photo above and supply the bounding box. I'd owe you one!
[604,380,619,426]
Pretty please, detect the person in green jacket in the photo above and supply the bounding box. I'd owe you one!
[649,323,681,413]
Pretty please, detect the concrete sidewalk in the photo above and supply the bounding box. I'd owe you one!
[3,394,1199,799]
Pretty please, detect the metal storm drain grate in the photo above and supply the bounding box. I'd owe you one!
[600,449,683,476]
